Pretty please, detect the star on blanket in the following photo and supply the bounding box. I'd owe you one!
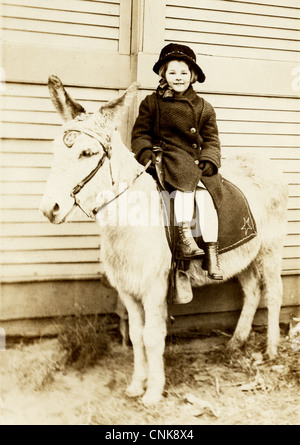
[241,217,253,236]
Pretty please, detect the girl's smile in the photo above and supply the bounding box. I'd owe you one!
[165,60,191,94]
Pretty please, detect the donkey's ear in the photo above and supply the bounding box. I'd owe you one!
[99,82,140,118]
[48,75,86,121]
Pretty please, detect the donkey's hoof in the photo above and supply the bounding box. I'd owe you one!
[265,346,277,361]
[126,381,145,398]
[141,390,162,406]
[226,337,245,354]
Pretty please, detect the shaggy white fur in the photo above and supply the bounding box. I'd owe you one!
[40,78,288,405]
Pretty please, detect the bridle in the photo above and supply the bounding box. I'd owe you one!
[64,128,150,218]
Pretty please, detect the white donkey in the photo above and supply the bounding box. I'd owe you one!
[40,76,288,405]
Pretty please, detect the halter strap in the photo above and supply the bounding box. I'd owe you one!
[63,128,111,217]
[65,127,150,218]
[71,151,107,197]
[91,160,151,216]
[73,128,111,154]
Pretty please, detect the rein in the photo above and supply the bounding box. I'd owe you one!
[65,128,150,218]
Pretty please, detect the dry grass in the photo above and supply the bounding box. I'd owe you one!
[220,329,300,391]
[1,324,299,424]
[5,313,118,393]
[56,313,114,371]
[13,347,59,391]
[164,327,300,395]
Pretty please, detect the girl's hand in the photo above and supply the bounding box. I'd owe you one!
[199,161,215,176]
[139,150,156,166]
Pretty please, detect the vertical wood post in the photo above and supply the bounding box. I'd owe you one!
[143,0,166,54]
[119,0,133,55]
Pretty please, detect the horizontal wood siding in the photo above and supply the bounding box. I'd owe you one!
[1,0,120,50]
[165,0,300,62]
[0,0,299,325]
[161,0,300,274]
[0,0,132,282]
[0,83,121,280]
[207,92,300,275]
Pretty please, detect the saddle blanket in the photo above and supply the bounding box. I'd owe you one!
[161,177,257,255]
[196,177,257,254]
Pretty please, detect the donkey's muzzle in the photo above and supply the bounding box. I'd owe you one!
[40,202,61,224]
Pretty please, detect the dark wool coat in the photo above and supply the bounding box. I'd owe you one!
[131,85,223,207]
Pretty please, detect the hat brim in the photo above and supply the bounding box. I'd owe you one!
[153,53,205,83]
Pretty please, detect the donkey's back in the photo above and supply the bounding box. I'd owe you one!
[221,152,287,226]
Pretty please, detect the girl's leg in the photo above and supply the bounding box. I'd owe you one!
[174,190,194,223]
[174,190,204,259]
[195,184,218,242]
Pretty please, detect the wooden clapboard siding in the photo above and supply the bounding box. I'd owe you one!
[243,0,299,7]
[211,94,300,274]
[139,87,300,274]
[1,222,101,237]
[1,83,120,140]
[0,81,122,280]
[1,264,105,281]
[1,0,120,50]
[0,0,299,329]
[0,209,89,223]
[0,235,100,251]
[139,0,300,277]
[0,0,132,285]
[1,249,100,264]
[165,0,300,62]
[211,93,300,274]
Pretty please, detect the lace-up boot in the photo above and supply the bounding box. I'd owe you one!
[176,222,205,260]
[205,242,223,280]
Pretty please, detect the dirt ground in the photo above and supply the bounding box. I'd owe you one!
[0,324,299,425]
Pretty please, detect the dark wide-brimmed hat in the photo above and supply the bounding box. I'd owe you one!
[153,43,205,83]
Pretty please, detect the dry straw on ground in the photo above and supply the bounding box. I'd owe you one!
[1,320,299,425]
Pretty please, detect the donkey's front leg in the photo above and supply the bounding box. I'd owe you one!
[122,295,148,398]
[142,286,168,406]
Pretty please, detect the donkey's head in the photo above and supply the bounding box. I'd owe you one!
[40,76,139,224]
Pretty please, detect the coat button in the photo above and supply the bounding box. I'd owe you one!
[192,143,198,149]
[190,127,196,133]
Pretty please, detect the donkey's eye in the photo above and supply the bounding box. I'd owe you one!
[79,149,97,159]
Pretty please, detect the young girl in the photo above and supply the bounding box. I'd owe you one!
[131,43,223,280]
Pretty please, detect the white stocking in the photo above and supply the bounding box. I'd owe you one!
[195,182,218,242]
[174,190,195,223]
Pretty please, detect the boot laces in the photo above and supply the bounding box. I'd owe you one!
[216,243,220,267]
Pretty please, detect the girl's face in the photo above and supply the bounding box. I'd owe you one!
[165,60,191,94]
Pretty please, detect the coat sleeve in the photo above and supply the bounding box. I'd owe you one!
[131,94,156,161]
[199,101,221,171]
